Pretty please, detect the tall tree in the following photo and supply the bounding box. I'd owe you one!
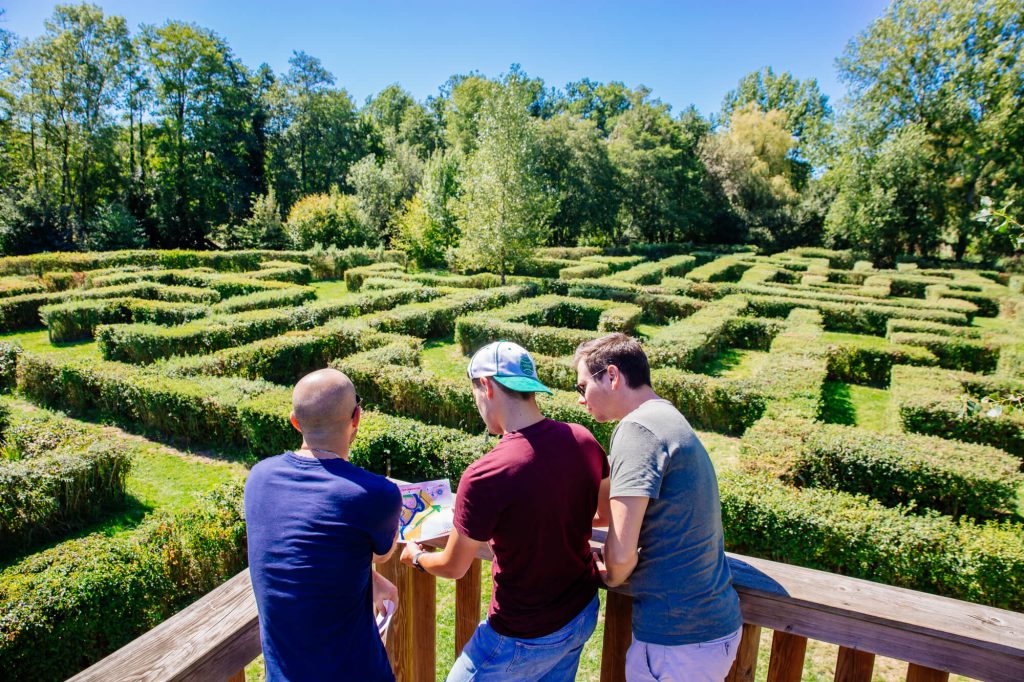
[14,4,130,245]
[831,0,1024,260]
[720,67,833,170]
[455,78,553,282]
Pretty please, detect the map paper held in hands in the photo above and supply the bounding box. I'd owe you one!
[398,479,454,542]
[377,599,396,644]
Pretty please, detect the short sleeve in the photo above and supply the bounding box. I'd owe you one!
[609,420,667,499]
[453,464,501,543]
[370,480,402,555]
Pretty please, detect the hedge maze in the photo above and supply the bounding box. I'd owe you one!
[1,244,1023,679]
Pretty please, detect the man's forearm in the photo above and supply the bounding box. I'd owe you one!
[418,550,469,580]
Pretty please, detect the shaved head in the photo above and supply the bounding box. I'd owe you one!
[292,368,358,439]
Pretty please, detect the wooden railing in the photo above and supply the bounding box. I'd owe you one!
[70,532,1024,682]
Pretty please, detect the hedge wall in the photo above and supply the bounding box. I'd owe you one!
[39,298,209,343]
[888,331,1000,374]
[645,296,748,370]
[603,253,697,285]
[0,482,247,681]
[720,469,1024,611]
[209,286,316,315]
[890,365,1024,456]
[752,308,827,421]
[824,337,937,387]
[0,442,131,558]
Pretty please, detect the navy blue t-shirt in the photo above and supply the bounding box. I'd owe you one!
[245,452,402,682]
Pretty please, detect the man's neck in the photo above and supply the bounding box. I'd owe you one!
[499,404,545,435]
[613,386,662,421]
[297,439,350,460]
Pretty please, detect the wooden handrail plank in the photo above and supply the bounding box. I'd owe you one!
[725,623,761,682]
[455,558,482,656]
[834,646,873,682]
[599,590,632,682]
[729,553,1024,681]
[68,569,261,682]
[766,631,807,682]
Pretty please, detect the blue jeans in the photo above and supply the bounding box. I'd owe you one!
[446,595,599,682]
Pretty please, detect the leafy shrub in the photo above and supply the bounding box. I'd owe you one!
[752,308,828,420]
[210,286,316,315]
[644,296,748,370]
[0,483,246,681]
[889,331,1000,374]
[0,442,131,557]
[684,255,753,283]
[40,298,208,343]
[287,190,373,249]
[825,338,937,387]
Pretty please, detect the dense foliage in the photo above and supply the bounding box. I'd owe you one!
[1,1,1020,268]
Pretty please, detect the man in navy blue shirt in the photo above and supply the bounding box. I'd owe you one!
[245,368,402,681]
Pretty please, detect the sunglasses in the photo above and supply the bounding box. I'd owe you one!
[575,367,608,397]
[353,392,361,419]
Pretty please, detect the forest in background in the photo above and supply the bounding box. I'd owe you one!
[0,0,1021,268]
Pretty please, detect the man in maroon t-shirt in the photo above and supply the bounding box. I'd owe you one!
[401,340,609,682]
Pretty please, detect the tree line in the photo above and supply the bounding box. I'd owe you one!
[0,0,1021,268]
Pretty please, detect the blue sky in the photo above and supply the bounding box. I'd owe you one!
[1,0,891,117]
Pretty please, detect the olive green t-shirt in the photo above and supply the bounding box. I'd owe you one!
[609,398,742,645]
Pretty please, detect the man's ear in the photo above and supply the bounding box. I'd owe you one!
[290,412,302,433]
[480,376,495,399]
[607,364,622,389]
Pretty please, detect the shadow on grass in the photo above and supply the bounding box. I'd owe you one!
[819,381,856,425]
[699,348,745,377]
[0,493,153,571]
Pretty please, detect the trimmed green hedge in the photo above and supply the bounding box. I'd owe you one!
[825,338,937,387]
[97,287,442,363]
[889,331,1000,374]
[344,262,407,290]
[604,254,697,285]
[645,296,748,370]
[743,419,1020,519]
[454,294,641,355]
[159,323,417,385]
[249,262,313,285]
[684,255,753,283]
[0,482,247,681]
[210,286,316,314]
[0,441,131,557]
[39,298,208,343]
[743,293,969,335]
[720,469,1024,611]
[364,285,535,339]
[886,318,981,338]
[890,365,1024,456]
[752,308,827,421]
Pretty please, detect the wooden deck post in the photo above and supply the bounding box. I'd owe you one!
[906,663,950,682]
[600,591,632,682]
[455,558,482,656]
[765,631,807,682]
[835,646,874,682]
[379,553,413,681]
[410,565,436,682]
[726,623,762,682]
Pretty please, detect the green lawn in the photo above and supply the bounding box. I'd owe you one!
[309,278,349,300]
[819,381,892,432]
[700,348,769,379]
[420,337,470,380]
[0,328,101,361]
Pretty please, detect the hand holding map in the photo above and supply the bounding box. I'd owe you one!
[397,479,455,542]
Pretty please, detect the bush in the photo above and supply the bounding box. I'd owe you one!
[0,276,45,298]
[885,318,981,338]
[287,190,374,249]
[344,262,406,291]
[720,469,1024,610]
[607,254,698,285]
[742,293,969,335]
[210,286,316,315]
[684,255,753,283]
[644,296,748,370]
[825,338,937,387]
[454,294,641,356]
[249,262,313,285]
[0,442,131,557]
[891,365,1024,456]
[40,271,79,292]
[0,482,246,681]
[752,308,828,420]
[97,287,441,364]
[889,332,1000,374]
[743,420,1022,519]
[40,298,209,343]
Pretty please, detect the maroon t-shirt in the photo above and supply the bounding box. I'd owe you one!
[454,418,609,638]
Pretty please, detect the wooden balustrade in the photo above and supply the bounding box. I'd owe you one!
[70,543,1024,682]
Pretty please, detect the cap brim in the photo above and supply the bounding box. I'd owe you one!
[493,375,553,394]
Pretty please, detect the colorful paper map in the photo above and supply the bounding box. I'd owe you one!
[397,479,455,542]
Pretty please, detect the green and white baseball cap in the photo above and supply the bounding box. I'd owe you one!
[467,341,553,394]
